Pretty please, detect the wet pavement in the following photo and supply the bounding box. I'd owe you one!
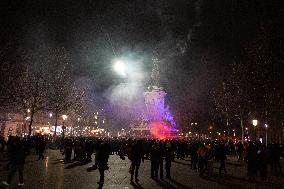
[0,150,283,189]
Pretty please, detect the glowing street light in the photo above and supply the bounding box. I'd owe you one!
[49,113,53,118]
[62,115,67,121]
[252,119,258,141]
[252,119,258,126]
[265,124,268,146]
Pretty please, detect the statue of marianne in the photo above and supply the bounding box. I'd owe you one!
[151,57,160,87]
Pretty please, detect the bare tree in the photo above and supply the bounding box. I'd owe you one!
[245,24,283,126]
[211,60,252,143]
[1,48,50,136]
[45,47,75,136]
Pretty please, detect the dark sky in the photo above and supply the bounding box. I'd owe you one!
[1,0,282,127]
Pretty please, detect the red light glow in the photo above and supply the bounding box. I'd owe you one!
[149,121,173,139]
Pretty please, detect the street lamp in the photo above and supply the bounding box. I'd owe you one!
[265,124,268,146]
[252,119,258,141]
[252,120,258,127]
[48,113,53,134]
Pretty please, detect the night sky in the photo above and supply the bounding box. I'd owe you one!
[1,0,283,128]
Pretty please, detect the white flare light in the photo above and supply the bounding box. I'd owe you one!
[62,115,67,121]
[113,59,126,77]
[252,119,258,126]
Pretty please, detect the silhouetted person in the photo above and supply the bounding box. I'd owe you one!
[190,142,198,170]
[247,142,257,181]
[197,143,209,176]
[0,136,6,152]
[216,143,227,174]
[2,137,29,187]
[258,145,269,181]
[129,140,144,183]
[236,142,244,162]
[150,142,163,179]
[158,142,165,179]
[85,139,94,162]
[165,142,173,179]
[95,141,110,186]
[271,143,282,173]
[64,139,73,162]
[37,137,46,160]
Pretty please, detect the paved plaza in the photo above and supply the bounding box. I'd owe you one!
[0,150,283,189]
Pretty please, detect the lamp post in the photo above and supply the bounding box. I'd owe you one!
[252,119,258,141]
[265,124,268,146]
[62,115,67,137]
[49,113,52,135]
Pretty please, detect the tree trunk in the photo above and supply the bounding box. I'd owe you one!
[225,107,230,141]
[0,113,8,137]
[0,121,6,137]
[240,115,244,144]
[28,110,35,137]
[54,112,58,136]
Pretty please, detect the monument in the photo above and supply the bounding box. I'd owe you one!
[130,58,176,139]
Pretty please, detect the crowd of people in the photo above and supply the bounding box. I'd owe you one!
[0,135,283,187]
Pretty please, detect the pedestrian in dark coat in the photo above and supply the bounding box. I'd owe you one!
[247,142,257,181]
[129,140,144,183]
[85,139,94,162]
[37,137,46,160]
[258,145,269,181]
[2,137,29,187]
[190,142,198,170]
[165,142,173,179]
[96,141,110,186]
[64,139,73,162]
[216,143,227,175]
[0,136,6,152]
[150,142,163,179]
